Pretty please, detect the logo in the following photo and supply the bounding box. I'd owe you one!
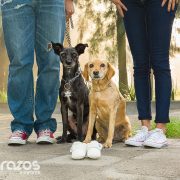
[0,161,40,175]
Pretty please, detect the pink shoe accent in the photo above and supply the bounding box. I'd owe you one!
[36,129,55,144]
[8,130,28,145]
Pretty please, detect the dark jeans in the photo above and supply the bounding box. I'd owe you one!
[122,0,178,123]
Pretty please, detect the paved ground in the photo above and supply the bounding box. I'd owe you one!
[0,104,180,180]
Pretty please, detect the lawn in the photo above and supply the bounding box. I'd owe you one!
[166,117,180,138]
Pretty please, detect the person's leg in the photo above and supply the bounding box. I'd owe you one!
[34,0,65,142]
[123,0,152,126]
[1,0,35,142]
[122,0,151,146]
[147,0,177,129]
[143,0,177,148]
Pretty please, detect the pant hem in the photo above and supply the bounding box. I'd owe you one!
[154,119,170,123]
[138,117,152,120]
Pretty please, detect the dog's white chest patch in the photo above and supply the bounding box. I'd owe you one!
[64,91,72,98]
[64,90,73,107]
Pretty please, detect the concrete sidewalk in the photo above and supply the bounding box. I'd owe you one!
[0,105,180,180]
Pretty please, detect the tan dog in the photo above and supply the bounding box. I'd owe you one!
[83,59,131,148]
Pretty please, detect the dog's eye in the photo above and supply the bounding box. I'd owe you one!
[72,53,77,58]
[60,53,66,58]
[100,63,105,68]
[89,64,94,68]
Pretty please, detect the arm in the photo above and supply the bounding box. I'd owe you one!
[65,0,74,19]
[111,0,127,17]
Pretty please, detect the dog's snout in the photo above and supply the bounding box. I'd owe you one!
[93,71,99,76]
[66,60,72,65]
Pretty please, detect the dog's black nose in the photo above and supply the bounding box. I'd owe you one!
[66,61,72,65]
[93,71,99,76]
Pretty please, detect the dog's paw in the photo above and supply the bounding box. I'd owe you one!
[103,140,112,148]
[83,137,91,144]
[56,136,62,141]
[56,136,67,144]
[66,134,76,143]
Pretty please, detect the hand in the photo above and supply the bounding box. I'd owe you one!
[111,0,127,17]
[162,0,179,12]
[65,0,74,19]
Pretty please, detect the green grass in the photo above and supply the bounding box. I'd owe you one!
[0,91,7,103]
[151,117,180,138]
[164,118,180,138]
[133,117,180,138]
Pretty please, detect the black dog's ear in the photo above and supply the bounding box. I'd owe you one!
[51,41,64,55]
[75,43,88,55]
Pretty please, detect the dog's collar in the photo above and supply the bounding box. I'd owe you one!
[62,67,82,90]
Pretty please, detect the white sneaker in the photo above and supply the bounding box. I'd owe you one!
[70,141,87,160]
[8,130,28,145]
[143,128,168,148]
[36,129,55,144]
[125,126,149,147]
[87,141,103,159]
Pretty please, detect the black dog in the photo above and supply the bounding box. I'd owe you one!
[52,42,95,143]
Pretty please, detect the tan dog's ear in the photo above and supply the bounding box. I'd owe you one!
[82,63,89,81]
[107,62,115,80]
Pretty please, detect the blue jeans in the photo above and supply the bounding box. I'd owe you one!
[122,0,177,123]
[1,0,65,135]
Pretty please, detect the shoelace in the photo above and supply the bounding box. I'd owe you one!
[147,129,164,141]
[11,130,24,137]
[133,129,147,139]
[39,129,51,137]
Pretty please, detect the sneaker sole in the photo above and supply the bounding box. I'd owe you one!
[143,142,168,149]
[8,139,26,145]
[36,137,55,144]
[87,154,101,159]
[125,141,143,147]
[71,155,86,160]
